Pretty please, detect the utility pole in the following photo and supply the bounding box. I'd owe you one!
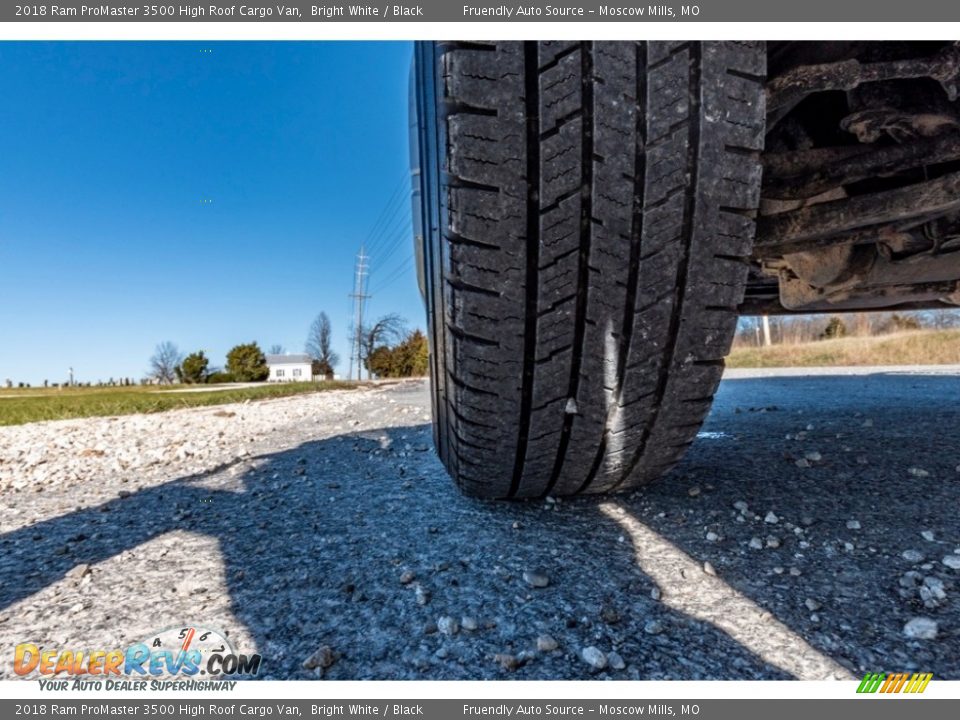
[348,246,370,381]
[761,315,772,347]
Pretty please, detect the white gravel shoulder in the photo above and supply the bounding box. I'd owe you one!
[0,381,428,531]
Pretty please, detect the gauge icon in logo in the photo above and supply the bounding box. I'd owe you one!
[141,625,234,677]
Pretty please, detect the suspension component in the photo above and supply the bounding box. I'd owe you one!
[752,42,960,314]
[778,251,960,311]
[762,132,960,200]
[756,170,960,254]
[767,44,960,123]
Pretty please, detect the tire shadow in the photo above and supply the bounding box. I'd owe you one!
[0,425,785,680]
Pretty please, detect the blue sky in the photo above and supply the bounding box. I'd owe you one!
[0,41,420,385]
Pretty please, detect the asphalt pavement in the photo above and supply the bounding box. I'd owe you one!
[0,368,958,680]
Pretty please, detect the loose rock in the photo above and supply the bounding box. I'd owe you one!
[903,617,938,640]
[523,570,550,588]
[902,549,925,563]
[437,616,459,636]
[644,620,665,635]
[537,635,558,652]
[581,646,607,670]
[942,555,960,570]
[920,577,947,609]
[302,645,336,670]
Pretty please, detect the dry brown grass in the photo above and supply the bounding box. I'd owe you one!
[726,329,960,368]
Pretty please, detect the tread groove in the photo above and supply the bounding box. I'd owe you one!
[507,41,543,499]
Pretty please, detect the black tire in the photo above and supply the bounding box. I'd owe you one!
[412,41,766,498]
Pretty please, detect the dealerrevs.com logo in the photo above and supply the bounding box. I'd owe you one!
[13,625,261,689]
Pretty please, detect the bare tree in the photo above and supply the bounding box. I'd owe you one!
[924,308,960,329]
[305,312,340,377]
[359,314,406,380]
[268,344,285,355]
[149,341,183,385]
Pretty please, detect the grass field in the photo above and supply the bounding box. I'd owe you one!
[0,381,357,427]
[727,329,960,368]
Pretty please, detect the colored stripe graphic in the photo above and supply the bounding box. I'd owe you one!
[857,673,885,693]
[880,673,895,693]
[906,673,933,693]
[892,673,909,693]
[857,672,932,693]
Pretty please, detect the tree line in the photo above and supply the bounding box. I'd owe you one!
[350,313,429,380]
[146,311,428,385]
[734,309,960,347]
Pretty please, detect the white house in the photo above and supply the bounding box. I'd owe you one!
[266,354,313,383]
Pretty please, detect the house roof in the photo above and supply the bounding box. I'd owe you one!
[266,354,313,365]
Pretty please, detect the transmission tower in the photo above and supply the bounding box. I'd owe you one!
[348,246,370,381]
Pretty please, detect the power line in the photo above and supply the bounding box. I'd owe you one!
[369,218,413,270]
[367,177,414,258]
[362,171,406,241]
[363,172,410,256]
[366,201,409,259]
[369,252,416,295]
